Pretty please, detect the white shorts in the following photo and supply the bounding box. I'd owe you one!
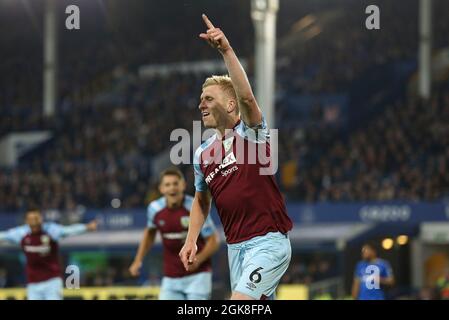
[227,232,291,300]
[27,277,63,300]
[159,271,212,300]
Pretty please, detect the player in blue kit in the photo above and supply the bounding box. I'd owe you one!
[352,242,395,300]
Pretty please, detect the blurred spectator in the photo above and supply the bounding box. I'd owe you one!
[0,268,10,288]
[417,286,439,300]
[436,269,449,300]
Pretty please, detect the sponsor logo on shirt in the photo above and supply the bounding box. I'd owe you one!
[246,282,256,291]
[221,152,236,168]
[222,165,238,177]
[162,231,188,240]
[205,152,238,184]
[24,244,51,255]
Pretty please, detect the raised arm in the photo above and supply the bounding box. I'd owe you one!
[59,220,97,237]
[380,262,395,286]
[0,226,29,245]
[0,231,10,243]
[351,277,360,300]
[129,228,157,277]
[200,14,262,127]
[179,191,212,271]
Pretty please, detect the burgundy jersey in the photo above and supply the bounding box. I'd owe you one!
[147,195,217,278]
[0,223,87,284]
[21,230,61,283]
[193,118,292,244]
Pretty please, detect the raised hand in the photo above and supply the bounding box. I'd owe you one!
[86,220,98,232]
[199,14,231,53]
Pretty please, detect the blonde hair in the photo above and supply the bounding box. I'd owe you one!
[202,75,239,114]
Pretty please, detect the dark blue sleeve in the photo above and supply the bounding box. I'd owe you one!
[380,260,393,278]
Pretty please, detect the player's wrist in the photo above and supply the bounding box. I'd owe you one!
[219,45,233,55]
[185,237,198,248]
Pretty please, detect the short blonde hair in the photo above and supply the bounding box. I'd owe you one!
[202,75,239,114]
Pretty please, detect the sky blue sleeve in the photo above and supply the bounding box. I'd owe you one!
[237,116,269,143]
[200,214,217,238]
[147,198,165,229]
[193,148,208,192]
[60,224,88,237]
[45,223,87,240]
[147,205,156,229]
[0,226,29,244]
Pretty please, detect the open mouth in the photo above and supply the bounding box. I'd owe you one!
[202,112,210,118]
[168,192,179,198]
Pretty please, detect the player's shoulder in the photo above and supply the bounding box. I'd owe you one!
[194,134,217,160]
[147,196,167,214]
[42,221,59,229]
[12,224,31,236]
[235,117,269,143]
[183,194,194,210]
[375,258,390,267]
[239,116,268,131]
[184,194,194,203]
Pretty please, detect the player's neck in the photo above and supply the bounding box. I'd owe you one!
[215,117,240,138]
[166,197,183,209]
[30,225,42,234]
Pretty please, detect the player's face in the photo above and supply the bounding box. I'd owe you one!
[362,246,375,260]
[199,85,230,128]
[159,175,185,204]
[25,211,43,230]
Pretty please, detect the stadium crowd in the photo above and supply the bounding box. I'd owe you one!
[1,0,449,299]
[280,86,449,202]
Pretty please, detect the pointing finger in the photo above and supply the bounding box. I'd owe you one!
[202,14,215,29]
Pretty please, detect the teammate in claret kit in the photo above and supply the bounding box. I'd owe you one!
[130,167,220,300]
[0,209,97,300]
